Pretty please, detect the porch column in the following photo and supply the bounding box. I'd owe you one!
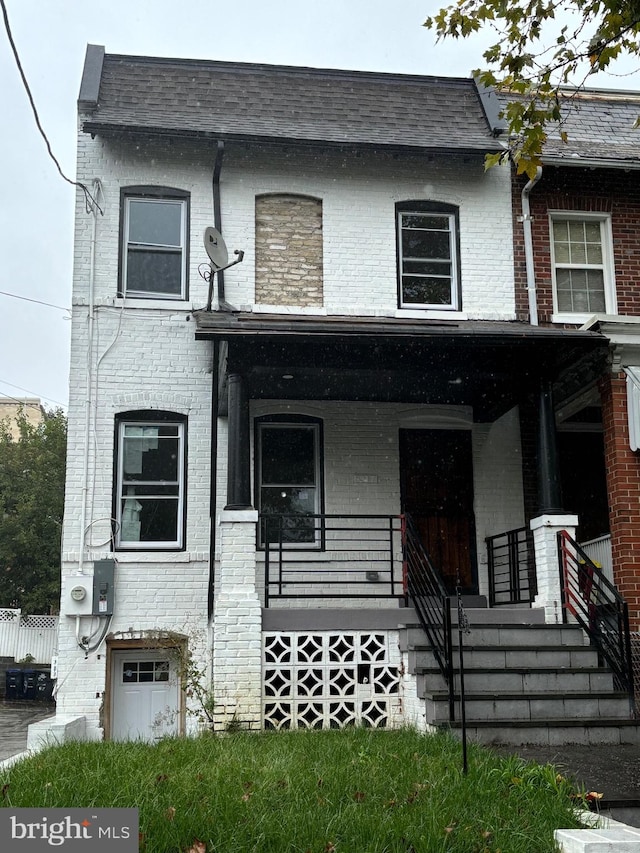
[537,380,563,514]
[226,373,252,510]
[530,514,578,623]
[531,381,573,622]
[212,509,262,729]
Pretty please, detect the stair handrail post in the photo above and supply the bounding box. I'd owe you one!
[456,577,471,775]
[444,595,454,722]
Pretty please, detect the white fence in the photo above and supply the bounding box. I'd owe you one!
[0,609,58,664]
[579,534,614,584]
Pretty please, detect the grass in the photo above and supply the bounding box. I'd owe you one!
[0,728,584,853]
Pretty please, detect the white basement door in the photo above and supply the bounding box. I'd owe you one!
[111,650,180,741]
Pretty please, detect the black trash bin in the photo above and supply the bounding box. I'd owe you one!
[5,669,23,700]
[22,669,37,700]
[35,671,53,702]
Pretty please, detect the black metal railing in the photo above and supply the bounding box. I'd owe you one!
[558,530,636,714]
[486,526,536,606]
[402,514,454,721]
[260,514,405,607]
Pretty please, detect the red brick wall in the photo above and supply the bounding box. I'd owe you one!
[600,372,640,630]
[512,167,640,324]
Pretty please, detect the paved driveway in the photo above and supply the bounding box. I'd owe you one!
[0,703,55,763]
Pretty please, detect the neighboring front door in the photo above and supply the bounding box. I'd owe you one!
[110,649,180,741]
[400,429,478,594]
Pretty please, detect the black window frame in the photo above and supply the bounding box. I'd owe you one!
[118,186,190,300]
[254,414,324,549]
[113,410,187,551]
[396,200,462,310]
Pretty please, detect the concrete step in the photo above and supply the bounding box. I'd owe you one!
[444,719,640,747]
[425,691,632,723]
[401,623,588,650]
[417,667,616,696]
[408,644,601,671]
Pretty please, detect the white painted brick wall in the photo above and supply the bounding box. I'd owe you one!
[472,407,526,599]
[59,123,519,736]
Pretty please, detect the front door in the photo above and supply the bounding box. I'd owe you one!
[400,429,477,594]
[110,649,180,741]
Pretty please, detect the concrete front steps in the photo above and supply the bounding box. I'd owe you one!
[400,605,639,746]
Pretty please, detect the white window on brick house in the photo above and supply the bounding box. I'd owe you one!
[397,201,460,310]
[115,412,186,549]
[549,213,616,319]
[120,187,189,299]
[256,416,323,546]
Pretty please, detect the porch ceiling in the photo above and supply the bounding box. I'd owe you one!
[194,313,609,421]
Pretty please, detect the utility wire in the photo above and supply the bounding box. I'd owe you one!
[0,288,70,313]
[0,378,66,408]
[0,390,47,413]
[0,0,103,216]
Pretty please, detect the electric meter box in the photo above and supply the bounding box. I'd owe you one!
[92,559,115,616]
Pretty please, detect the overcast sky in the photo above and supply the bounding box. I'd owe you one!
[1,1,638,411]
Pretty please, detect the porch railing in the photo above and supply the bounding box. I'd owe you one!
[486,526,536,606]
[402,514,454,721]
[558,530,635,713]
[261,514,405,607]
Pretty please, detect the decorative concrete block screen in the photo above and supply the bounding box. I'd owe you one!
[255,194,323,306]
[263,631,401,729]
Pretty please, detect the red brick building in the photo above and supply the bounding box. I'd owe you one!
[507,88,640,633]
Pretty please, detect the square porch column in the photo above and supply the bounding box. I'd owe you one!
[530,514,578,624]
[212,509,262,729]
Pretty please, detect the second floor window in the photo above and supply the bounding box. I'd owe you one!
[397,202,460,310]
[120,188,189,299]
[550,214,616,317]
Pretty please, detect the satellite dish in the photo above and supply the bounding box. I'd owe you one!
[204,226,229,270]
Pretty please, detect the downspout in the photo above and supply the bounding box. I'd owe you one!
[212,140,225,304]
[77,178,104,574]
[521,167,542,326]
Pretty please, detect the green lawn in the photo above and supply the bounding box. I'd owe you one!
[0,728,583,852]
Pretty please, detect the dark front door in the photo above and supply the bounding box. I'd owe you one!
[400,429,477,594]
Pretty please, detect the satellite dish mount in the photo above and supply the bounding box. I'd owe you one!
[202,226,244,311]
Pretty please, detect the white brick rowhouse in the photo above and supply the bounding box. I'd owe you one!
[46,47,621,746]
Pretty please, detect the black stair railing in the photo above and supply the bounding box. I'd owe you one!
[486,526,536,606]
[558,530,636,715]
[402,514,455,721]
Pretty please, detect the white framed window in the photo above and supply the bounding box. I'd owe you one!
[549,213,616,320]
[256,418,323,547]
[397,203,460,310]
[115,414,186,550]
[120,189,189,299]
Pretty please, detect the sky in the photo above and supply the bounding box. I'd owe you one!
[1,0,638,411]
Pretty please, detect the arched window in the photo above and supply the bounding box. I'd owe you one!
[119,186,190,299]
[255,415,324,546]
[396,201,461,310]
[114,410,187,550]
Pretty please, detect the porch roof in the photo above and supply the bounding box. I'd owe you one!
[195,312,608,422]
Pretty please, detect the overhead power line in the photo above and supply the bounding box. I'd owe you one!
[0,378,66,409]
[0,288,70,313]
[0,0,103,215]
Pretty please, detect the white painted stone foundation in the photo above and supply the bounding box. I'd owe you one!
[212,510,263,729]
[531,514,578,624]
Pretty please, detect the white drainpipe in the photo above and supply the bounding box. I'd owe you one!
[77,179,104,574]
[520,167,543,326]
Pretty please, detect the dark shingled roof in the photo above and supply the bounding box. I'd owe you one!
[498,88,640,166]
[81,51,503,153]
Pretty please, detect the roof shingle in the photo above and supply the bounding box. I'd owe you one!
[81,51,503,153]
